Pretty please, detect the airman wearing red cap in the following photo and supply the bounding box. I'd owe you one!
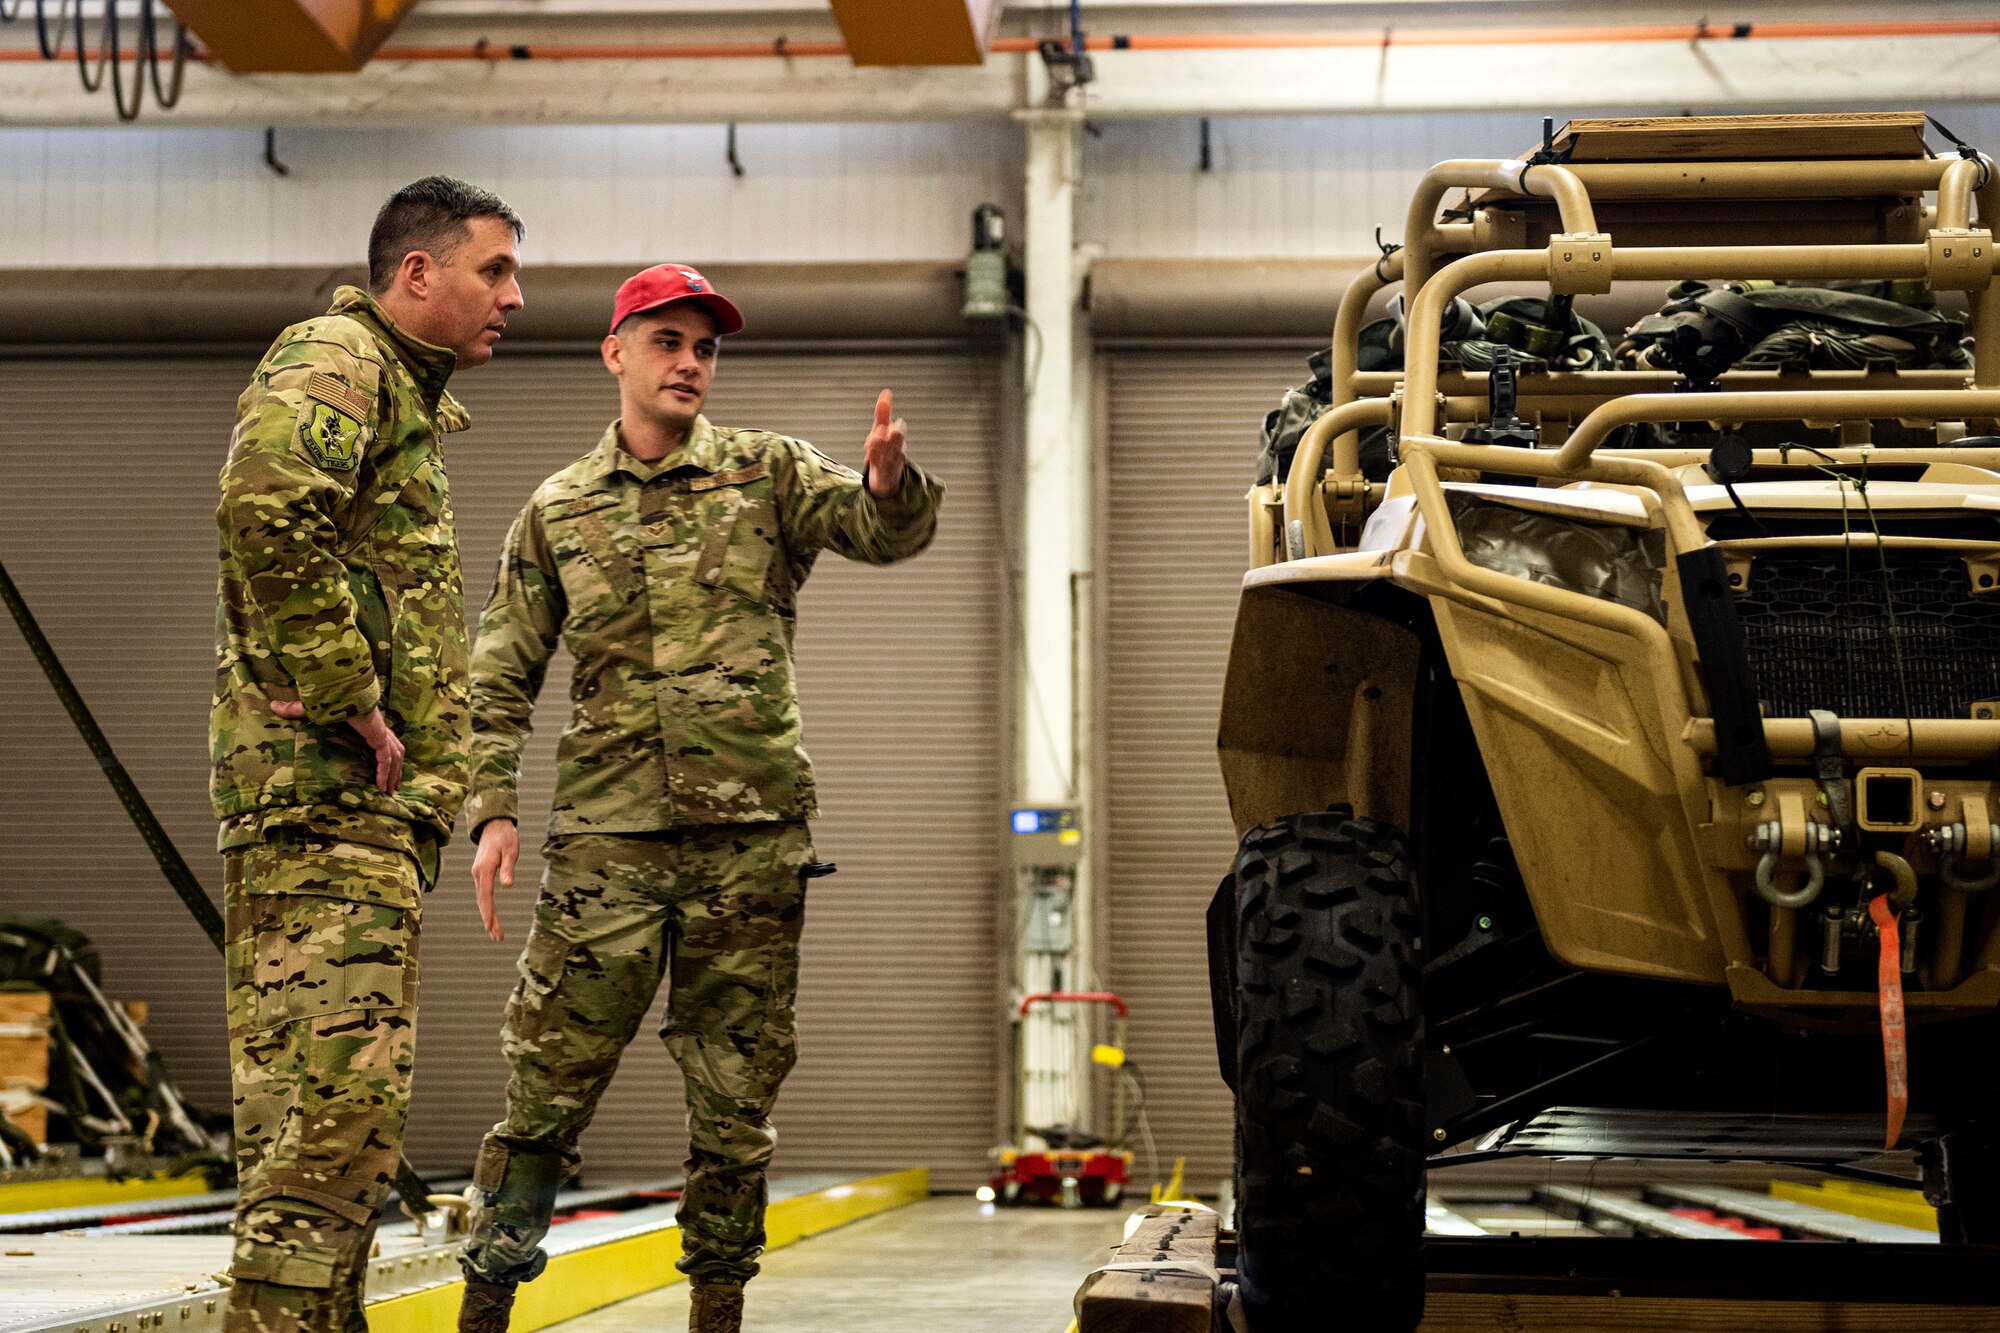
[453,264,943,1333]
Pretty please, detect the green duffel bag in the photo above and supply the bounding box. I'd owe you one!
[1257,295,1613,484]
[1617,280,1971,376]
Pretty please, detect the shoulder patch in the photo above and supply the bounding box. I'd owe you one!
[299,400,364,471]
[307,371,372,421]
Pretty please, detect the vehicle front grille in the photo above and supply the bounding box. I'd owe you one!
[1733,548,2000,719]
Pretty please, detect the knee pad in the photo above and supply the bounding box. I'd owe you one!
[475,1139,568,1214]
[462,1142,567,1285]
[231,1170,387,1290]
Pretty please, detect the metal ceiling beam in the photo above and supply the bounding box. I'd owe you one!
[165,0,424,73]
[829,0,999,65]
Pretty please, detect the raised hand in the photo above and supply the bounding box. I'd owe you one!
[864,389,907,498]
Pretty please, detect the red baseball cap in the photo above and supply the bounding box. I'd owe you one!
[609,263,745,336]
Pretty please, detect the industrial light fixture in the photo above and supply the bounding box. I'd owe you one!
[962,204,1008,320]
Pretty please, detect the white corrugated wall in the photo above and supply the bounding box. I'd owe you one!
[12,105,1998,270]
[1100,344,1317,1192]
[0,122,1024,269]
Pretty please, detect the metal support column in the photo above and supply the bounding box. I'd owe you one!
[1011,104,1097,1139]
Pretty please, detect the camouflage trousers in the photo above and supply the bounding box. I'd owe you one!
[460,823,813,1288]
[222,829,425,1333]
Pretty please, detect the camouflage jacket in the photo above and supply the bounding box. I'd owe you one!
[465,417,942,835]
[211,286,474,853]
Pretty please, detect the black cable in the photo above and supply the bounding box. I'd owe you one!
[33,0,71,60]
[73,0,107,93]
[145,0,190,109]
[108,0,145,122]
[13,0,186,117]
[1117,1058,1148,1144]
[1718,480,1771,538]
[1374,225,1403,283]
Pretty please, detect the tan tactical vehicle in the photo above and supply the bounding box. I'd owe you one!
[1207,113,2000,1331]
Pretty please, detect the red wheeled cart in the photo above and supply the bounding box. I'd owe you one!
[989,991,1136,1207]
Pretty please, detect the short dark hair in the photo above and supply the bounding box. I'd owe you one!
[367,176,524,292]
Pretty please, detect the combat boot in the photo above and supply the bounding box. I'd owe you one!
[687,1281,744,1333]
[457,1278,520,1333]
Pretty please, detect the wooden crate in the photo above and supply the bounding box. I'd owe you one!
[1550,112,1930,163]
[0,989,51,1093]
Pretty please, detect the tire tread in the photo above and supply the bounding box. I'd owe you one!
[1234,808,1426,1332]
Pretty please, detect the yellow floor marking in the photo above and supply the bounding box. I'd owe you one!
[0,1170,211,1214]
[1770,1178,1939,1233]
[369,1168,930,1333]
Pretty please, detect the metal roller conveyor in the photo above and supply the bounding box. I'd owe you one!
[1,1170,925,1333]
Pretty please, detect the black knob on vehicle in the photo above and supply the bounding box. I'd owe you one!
[1705,432,1754,485]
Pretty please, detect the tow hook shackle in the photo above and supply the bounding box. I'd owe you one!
[1928,821,2000,894]
[1750,818,1837,909]
[1873,849,1921,912]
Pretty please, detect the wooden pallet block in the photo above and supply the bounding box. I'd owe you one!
[1548,112,1930,163]
[0,990,51,1148]
[0,990,51,1093]
[1076,1204,1218,1333]
[0,1096,48,1147]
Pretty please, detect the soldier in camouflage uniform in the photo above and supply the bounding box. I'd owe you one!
[454,264,942,1333]
[211,177,525,1333]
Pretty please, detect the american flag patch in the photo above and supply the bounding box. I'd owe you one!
[306,372,370,421]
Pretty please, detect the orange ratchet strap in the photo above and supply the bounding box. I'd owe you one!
[1868,895,1910,1151]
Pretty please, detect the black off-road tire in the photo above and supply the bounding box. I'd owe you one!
[1233,809,1427,1333]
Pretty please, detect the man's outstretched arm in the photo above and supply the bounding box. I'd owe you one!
[780,389,943,564]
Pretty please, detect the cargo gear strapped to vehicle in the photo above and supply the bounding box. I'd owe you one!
[1221,111,2000,1332]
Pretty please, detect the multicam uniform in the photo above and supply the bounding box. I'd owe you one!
[459,417,941,1288]
[211,286,473,1333]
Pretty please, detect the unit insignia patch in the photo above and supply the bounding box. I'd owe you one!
[302,402,363,471]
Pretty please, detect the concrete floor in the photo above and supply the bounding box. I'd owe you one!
[546,1196,1128,1333]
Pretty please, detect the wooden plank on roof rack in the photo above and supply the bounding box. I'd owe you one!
[1546,112,1931,163]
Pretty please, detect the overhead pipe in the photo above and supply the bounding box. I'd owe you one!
[10,17,1996,66]
[326,19,2000,62]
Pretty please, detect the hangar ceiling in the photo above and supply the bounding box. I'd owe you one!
[2,2,1998,124]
